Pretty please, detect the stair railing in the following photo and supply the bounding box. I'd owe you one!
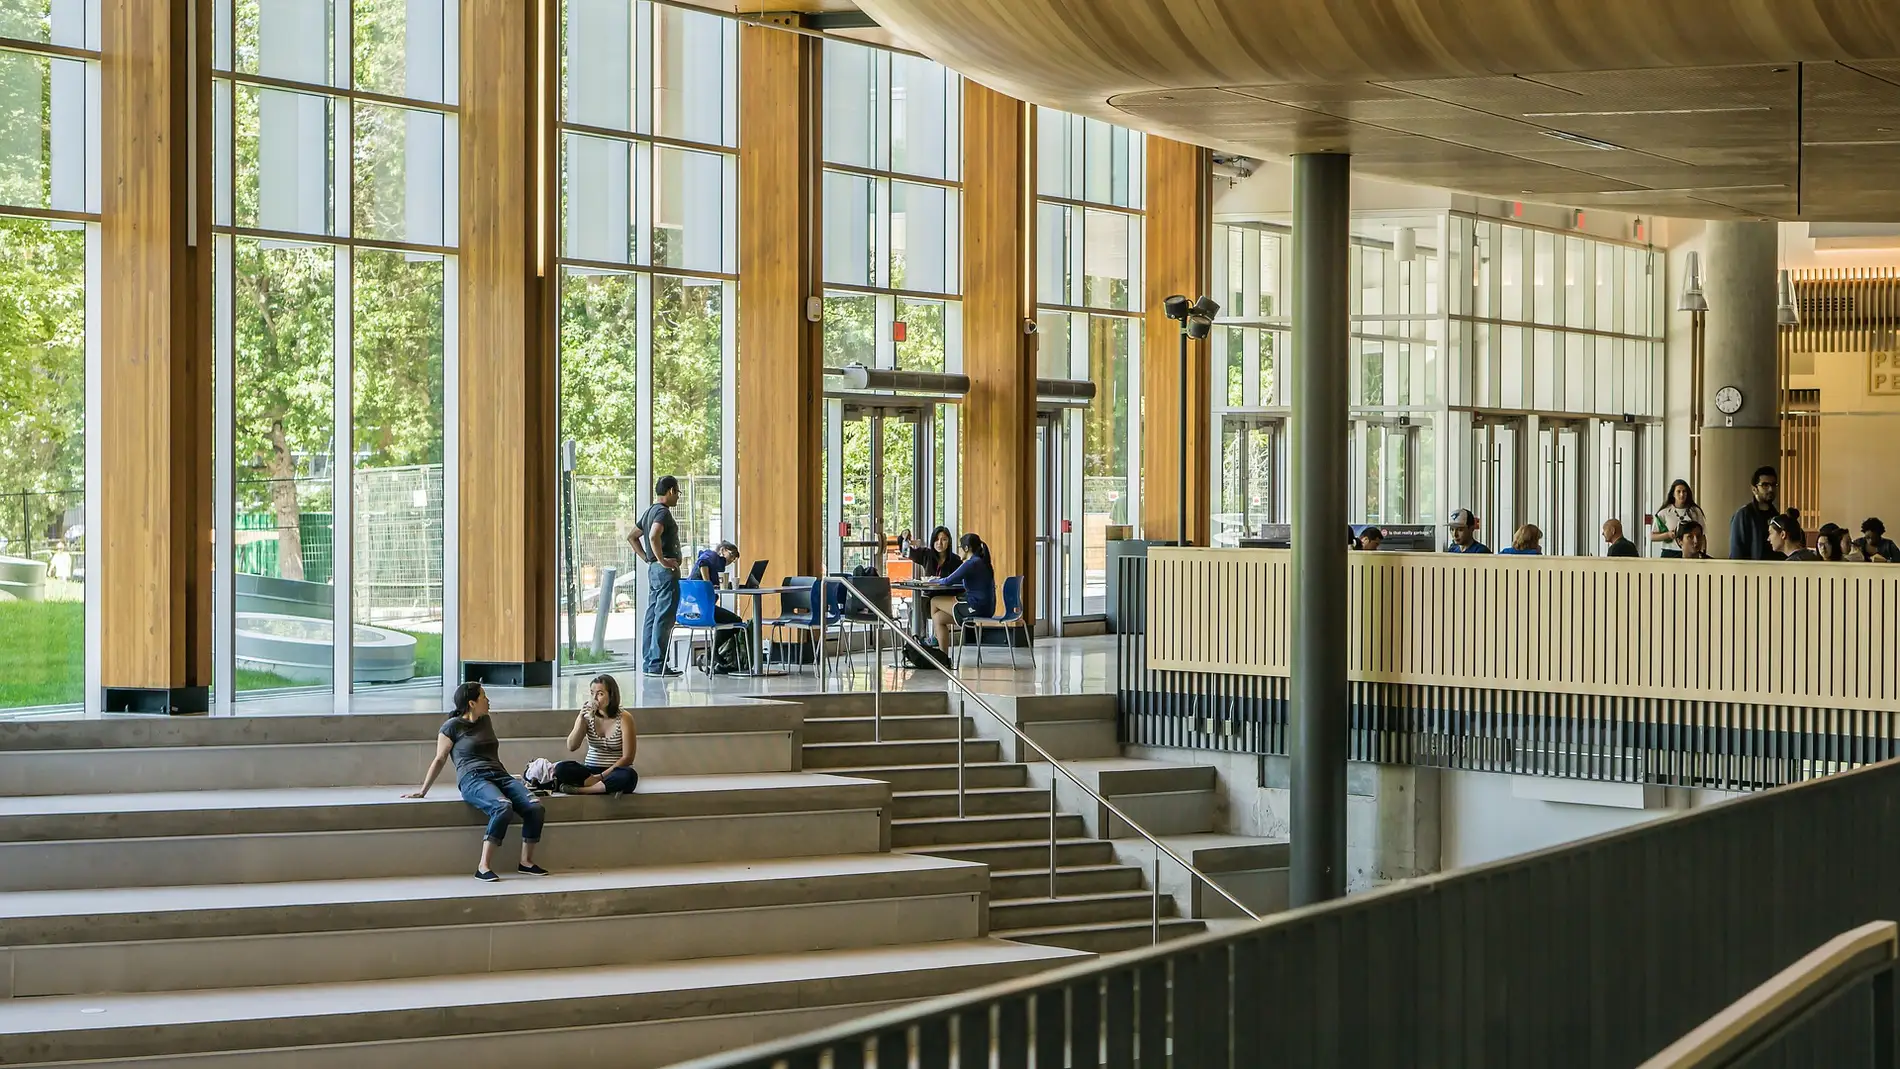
[823,577,1260,937]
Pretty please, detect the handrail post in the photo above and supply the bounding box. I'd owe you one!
[1049,789,1058,900]
[956,693,966,820]
[1151,853,1161,944]
[872,616,882,743]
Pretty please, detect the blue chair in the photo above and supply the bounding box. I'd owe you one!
[674,579,748,676]
[958,575,1032,669]
[767,576,837,673]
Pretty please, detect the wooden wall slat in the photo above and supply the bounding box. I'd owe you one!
[1139,136,1211,545]
[1147,548,1900,714]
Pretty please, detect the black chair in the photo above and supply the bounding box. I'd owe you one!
[839,575,897,676]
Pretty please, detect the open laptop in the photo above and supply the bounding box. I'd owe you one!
[738,558,769,589]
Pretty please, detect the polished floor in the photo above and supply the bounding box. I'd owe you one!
[1,635,1117,720]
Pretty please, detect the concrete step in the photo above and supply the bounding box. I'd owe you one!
[996,917,1207,955]
[913,837,1117,871]
[987,864,1147,900]
[804,738,1002,769]
[1101,789,1218,837]
[891,813,1086,849]
[0,774,893,892]
[889,787,1050,819]
[832,762,1027,792]
[0,940,1088,1068]
[0,706,805,797]
[989,890,1171,931]
[801,715,969,744]
[1110,834,1291,920]
[966,694,1119,761]
[0,854,991,997]
[775,692,951,720]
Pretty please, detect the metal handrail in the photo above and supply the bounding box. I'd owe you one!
[1638,920,1899,1069]
[821,576,1260,930]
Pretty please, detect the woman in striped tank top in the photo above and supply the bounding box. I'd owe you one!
[553,675,639,795]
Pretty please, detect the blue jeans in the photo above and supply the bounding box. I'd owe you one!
[459,770,545,845]
[643,564,680,672]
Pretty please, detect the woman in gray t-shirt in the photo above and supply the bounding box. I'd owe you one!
[403,682,549,881]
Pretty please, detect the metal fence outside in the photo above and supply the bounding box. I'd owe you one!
[0,488,84,565]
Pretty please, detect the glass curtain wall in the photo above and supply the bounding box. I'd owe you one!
[1445,215,1663,556]
[556,0,737,668]
[1035,109,1142,614]
[1211,209,1663,557]
[0,2,97,713]
[212,0,458,711]
[820,40,962,573]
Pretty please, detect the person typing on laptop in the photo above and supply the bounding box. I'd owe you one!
[690,541,746,672]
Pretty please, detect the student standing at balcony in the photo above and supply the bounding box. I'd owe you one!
[1650,479,1705,558]
[1728,466,1780,560]
[1768,510,1819,561]
[403,682,548,882]
[1444,509,1490,554]
[1675,521,1713,560]
[1854,517,1899,562]
[1817,524,1851,562]
[629,475,684,676]
[1602,519,1640,558]
[1498,524,1543,555]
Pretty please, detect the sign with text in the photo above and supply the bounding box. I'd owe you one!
[1873,351,1900,395]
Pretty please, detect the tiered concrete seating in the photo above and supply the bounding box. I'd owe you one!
[0,701,1086,1067]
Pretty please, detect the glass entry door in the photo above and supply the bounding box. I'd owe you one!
[1469,416,1524,549]
[1037,409,1081,630]
[1596,420,1643,552]
[1217,415,1285,545]
[1538,421,1583,556]
[828,402,937,573]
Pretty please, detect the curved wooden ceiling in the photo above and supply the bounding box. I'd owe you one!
[852,0,1900,220]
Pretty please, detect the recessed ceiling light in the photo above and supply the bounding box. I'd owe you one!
[1543,130,1624,151]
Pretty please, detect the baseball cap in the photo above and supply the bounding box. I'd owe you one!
[1447,509,1478,527]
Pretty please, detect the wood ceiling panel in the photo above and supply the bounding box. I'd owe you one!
[847,0,1900,219]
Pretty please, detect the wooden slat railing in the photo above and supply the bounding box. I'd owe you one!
[1147,548,1900,714]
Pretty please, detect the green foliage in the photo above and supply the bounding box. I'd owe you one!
[0,597,81,709]
[0,218,83,498]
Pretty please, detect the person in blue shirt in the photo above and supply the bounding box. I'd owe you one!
[1497,524,1543,555]
[1445,509,1491,554]
[928,533,996,651]
[690,541,745,672]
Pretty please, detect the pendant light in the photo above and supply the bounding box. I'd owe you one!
[1678,250,1708,312]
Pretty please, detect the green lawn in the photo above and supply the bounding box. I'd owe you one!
[0,598,83,709]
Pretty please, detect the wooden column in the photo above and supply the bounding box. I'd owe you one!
[960,85,1036,611]
[458,0,558,685]
[736,21,823,582]
[1141,136,1213,545]
[98,0,213,713]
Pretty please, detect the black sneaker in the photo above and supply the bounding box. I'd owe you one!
[518,864,550,876]
[475,869,500,882]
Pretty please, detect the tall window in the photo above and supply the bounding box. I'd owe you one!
[821,40,962,572]
[0,2,97,713]
[1035,109,1142,614]
[556,0,736,668]
[213,0,459,708]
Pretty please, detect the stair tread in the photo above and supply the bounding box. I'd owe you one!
[990,863,1141,877]
[0,773,879,820]
[996,918,1206,938]
[0,852,984,928]
[892,787,1044,798]
[893,812,1080,827]
[991,890,1158,906]
[0,939,1085,1037]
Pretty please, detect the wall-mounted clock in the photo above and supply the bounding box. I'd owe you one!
[1714,386,1743,415]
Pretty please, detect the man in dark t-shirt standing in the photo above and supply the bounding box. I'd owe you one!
[630,475,684,675]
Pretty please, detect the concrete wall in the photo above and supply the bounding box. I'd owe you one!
[1441,770,1741,869]
[1127,744,1752,883]
[1789,349,1900,532]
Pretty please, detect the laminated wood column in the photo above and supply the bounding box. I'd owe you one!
[959,84,1036,614]
[736,20,823,582]
[458,0,558,686]
[1141,136,1212,545]
[98,0,213,713]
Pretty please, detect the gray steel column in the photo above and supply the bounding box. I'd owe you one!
[1289,152,1351,907]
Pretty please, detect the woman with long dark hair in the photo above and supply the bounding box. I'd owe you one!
[404,681,548,881]
[909,525,962,579]
[929,533,997,652]
[554,675,639,795]
[1768,509,1819,561]
[1651,479,1706,558]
